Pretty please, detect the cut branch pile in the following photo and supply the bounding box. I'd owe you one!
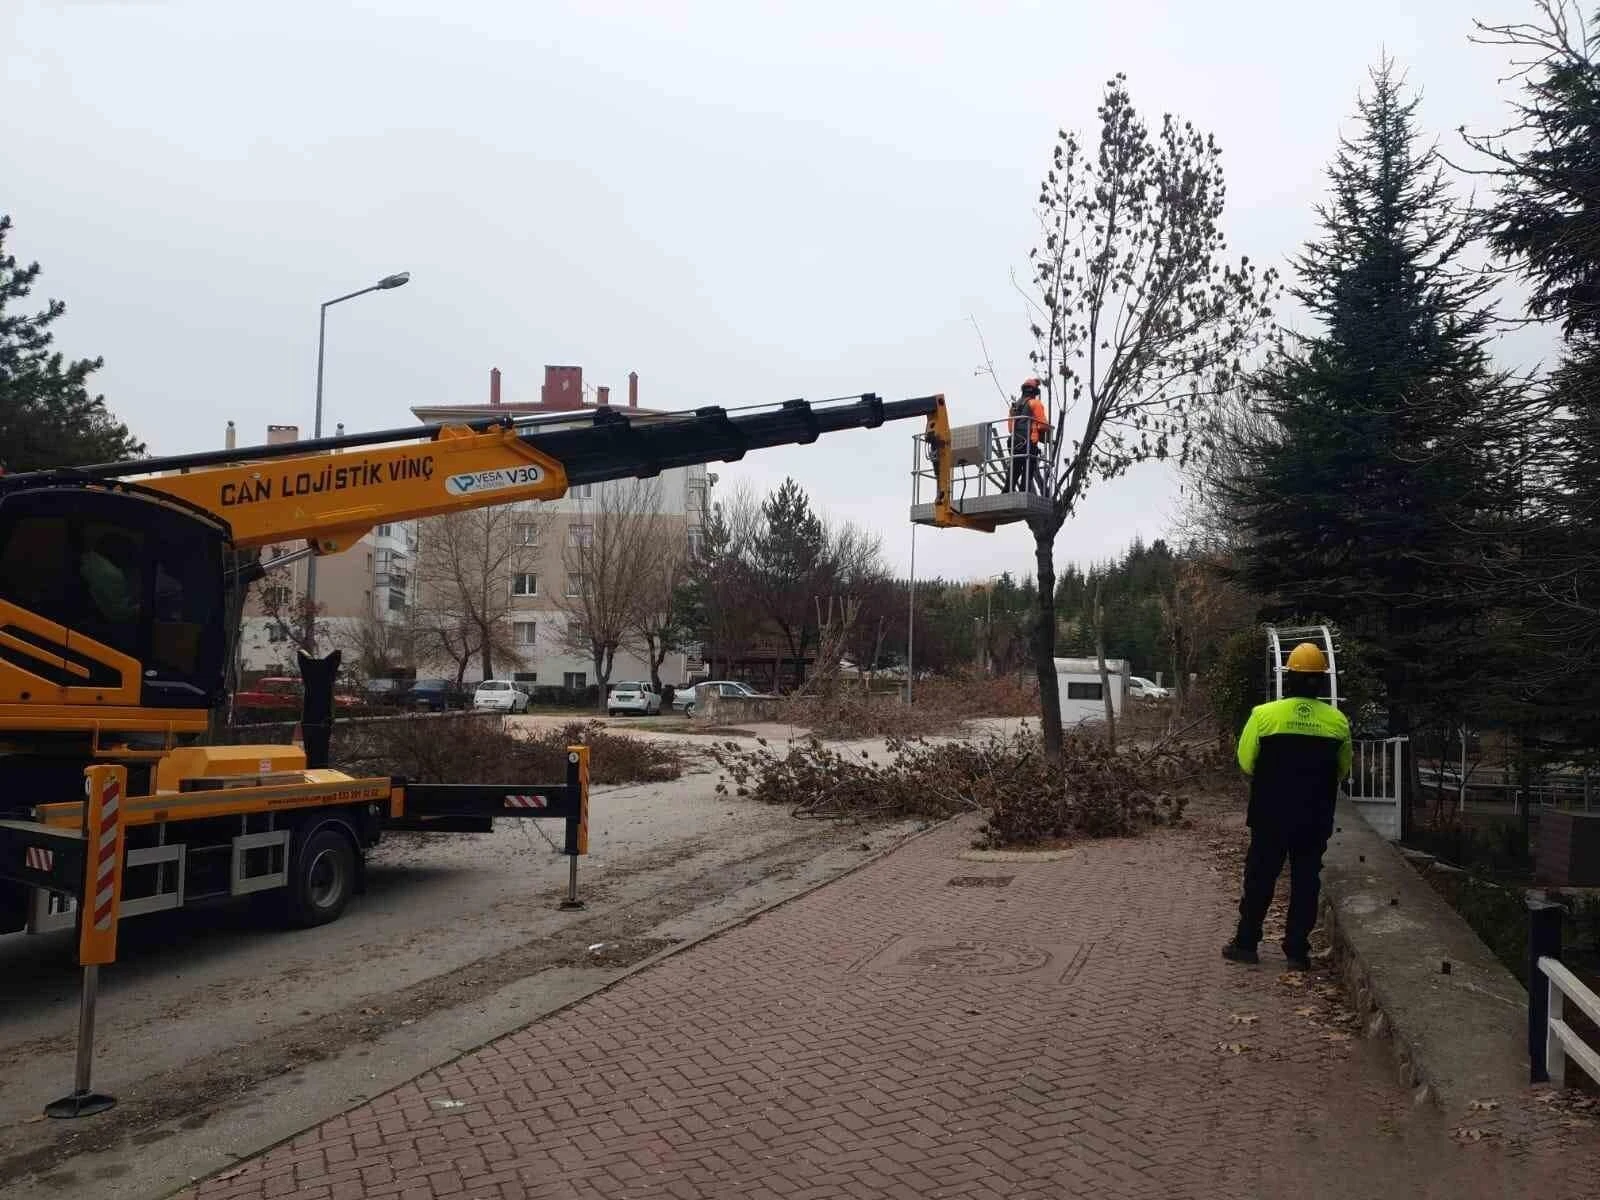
[710,729,1216,846]
[336,718,682,785]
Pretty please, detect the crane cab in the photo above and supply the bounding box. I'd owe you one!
[0,478,229,733]
[909,407,1053,532]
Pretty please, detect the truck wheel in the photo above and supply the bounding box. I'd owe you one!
[283,827,356,928]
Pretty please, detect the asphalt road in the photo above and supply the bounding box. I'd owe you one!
[0,744,917,1200]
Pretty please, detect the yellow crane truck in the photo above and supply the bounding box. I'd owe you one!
[0,391,985,957]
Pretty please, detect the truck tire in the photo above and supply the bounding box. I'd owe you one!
[283,827,356,928]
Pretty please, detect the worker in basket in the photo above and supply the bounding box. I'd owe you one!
[1222,641,1351,971]
[1008,378,1048,494]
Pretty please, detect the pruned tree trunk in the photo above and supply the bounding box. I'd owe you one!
[1030,521,1064,764]
[1094,578,1116,751]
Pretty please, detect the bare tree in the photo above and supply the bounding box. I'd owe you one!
[630,533,692,691]
[1020,74,1278,762]
[335,607,416,681]
[558,479,667,708]
[254,545,321,658]
[413,504,544,687]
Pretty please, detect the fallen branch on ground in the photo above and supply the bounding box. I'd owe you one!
[710,729,1222,846]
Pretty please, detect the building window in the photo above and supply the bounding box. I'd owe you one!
[512,573,538,597]
[567,523,594,548]
[376,524,392,537]
[563,671,587,690]
[565,573,588,597]
[569,483,592,500]
[514,671,537,684]
[514,620,537,646]
[261,584,291,609]
[687,529,702,558]
[567,619,585,642]
[388,592,408,613]
[1066,681,1104,701]
[516,523,540,547]
[267,625,288,643]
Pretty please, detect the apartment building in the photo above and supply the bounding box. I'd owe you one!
[231,422,419,674]
[410,366,707,691]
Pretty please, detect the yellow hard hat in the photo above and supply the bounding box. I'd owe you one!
[1286,642,1327,674]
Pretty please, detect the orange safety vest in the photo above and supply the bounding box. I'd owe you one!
[1010,396,1048,444]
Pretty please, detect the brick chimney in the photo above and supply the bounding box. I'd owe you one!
[596,385,610,407]
[224,420,236,450]
[490,367,502,407]
[540,365,584,411]
[266,424,299,446]
[628,371,639,408]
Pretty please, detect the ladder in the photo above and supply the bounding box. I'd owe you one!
[1264,624,1339,709]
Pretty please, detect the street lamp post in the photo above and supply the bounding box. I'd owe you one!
[303,271,410,646]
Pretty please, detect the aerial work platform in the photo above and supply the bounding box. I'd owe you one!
[909,415,1053,531]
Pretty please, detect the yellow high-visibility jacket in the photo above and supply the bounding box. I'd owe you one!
[1236,697,1352,842]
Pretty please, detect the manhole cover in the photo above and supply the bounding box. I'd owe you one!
[850,935,1091,983]
[948,875,1014,888]
[897,940,1049,976]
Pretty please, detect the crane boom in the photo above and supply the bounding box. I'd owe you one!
[86,393,938,553]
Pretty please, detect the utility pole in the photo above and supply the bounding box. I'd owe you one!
[304,271,411,646]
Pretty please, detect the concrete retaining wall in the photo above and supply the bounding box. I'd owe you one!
[1319,799,1529,1110]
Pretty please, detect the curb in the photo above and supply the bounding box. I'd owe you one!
[1317,800,1529,1112]
[173,812,959,1197]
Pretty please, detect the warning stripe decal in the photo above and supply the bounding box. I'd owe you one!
[92,776,120,930]
[24,847,54,871]
[504,794,548,809]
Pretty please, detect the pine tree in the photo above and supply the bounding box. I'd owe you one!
[1469,3,1600,748]
[1227,61,1524,737]
[0,213,144,472]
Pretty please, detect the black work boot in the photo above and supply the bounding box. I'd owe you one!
[1282,944,1312,971]
[1221,940,1260,965]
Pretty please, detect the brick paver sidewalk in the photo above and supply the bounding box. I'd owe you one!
[187,817,1599,1200]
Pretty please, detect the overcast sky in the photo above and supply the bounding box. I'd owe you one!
[4,0,1552,580]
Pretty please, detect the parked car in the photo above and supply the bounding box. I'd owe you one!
[1129,676,1170,701]
[474,679,531,713]
[607,680,662,717]
[676,680,773,717]
[363,677,407,708]
[236,676,361,714]
[234,676,302,712]
[405,678,467,712]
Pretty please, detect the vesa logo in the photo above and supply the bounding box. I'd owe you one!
[444,465,545,496]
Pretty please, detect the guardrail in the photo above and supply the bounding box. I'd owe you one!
[1528,900,1600,1088]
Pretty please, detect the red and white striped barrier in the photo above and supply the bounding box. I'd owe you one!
[504,794,548,809]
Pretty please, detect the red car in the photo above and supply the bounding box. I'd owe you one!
[235,676,360,712]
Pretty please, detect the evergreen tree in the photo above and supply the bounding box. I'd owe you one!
[0,214,144,472]
[1470,3,1600,749]
[1226,62,1524,738]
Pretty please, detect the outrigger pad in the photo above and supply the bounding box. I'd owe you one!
[297,649,342,770]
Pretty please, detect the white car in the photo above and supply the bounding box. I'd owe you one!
[607,681,662,716]
[1129,676,1170,701]
[473,679,530,713]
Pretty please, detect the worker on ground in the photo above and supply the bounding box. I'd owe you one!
[1008,378,1048,494]
[1222,642,1351,971]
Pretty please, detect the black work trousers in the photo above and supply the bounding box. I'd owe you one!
[1234,828,1327,957]
[1010,437,1040,494]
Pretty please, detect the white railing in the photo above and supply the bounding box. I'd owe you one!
[1537,955,1600,1089]
[1349,736,1407,842]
